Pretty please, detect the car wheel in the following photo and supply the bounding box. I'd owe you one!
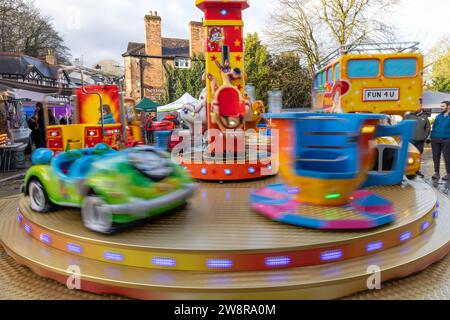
[82,195,113,234]
[29,180,54,213]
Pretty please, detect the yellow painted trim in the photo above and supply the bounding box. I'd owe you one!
[203,20,243,26]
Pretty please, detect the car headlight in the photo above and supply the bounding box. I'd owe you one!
[129,148,174,181]
[408,157,415,165]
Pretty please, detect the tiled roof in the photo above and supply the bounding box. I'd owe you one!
[123,38,190,58]
[162,38,190,58]
[123,42,146,56]
[0,53,60,79]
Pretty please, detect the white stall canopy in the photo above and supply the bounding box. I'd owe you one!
[157,93,199,113]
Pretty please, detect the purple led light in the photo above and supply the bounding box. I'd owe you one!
[320,250,343,262]
[433,211,439,220]
[207,259,233,269]
[287,187,300,195]
[265,256,291,267]
[67,243,82,254]
[201,168,208,175]
[422,221,430,231]
[24,224,32,234]
[436,201,440,209]
[248,167,256,174]
[104,252,124,262]
[366,241,383,253]
[224,169,232,176]
[39,234,51,245]
[152,257,176,267]
[17,213,23,223]
[400,232,412,242]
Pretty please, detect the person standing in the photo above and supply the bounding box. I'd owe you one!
[431,101,450,181]
[27,108,40,149]
[145,114,154,144]
[35,102,47,148]
[404,109,431,154]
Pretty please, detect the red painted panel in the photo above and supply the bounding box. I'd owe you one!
[204,6,243,20]
[224,26,243,52]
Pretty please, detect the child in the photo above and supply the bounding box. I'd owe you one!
[99,105,116,125]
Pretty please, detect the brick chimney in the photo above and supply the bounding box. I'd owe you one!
[143,11,164,99]
[145,11,162,57]
[189,21,205,57]
[45,48,57,65]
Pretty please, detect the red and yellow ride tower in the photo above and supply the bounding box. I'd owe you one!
[179,0,275,181]
[197,0,247,126]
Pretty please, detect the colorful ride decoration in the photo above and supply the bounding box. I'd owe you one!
[180,88,208,133]
[25,144,196,234]
[251,185,396,230]
[251,113,416,230]
[47,85,144,153]
[176,0,274,181]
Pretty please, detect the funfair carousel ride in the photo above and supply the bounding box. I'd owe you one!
[1,0,450,300]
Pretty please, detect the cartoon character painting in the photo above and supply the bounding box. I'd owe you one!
[322,80,351,113]
[207,27,224,52]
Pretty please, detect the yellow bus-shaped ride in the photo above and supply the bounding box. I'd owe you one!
[312,49,424,115]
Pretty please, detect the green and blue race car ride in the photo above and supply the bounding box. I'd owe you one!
[24,144,196,234]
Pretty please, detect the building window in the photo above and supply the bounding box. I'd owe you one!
[174,58,191,69]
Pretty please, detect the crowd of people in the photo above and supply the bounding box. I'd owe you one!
[26,103,73,149]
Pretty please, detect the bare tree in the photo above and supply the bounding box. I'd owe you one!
[0,0,70,63]
[267,0,321,76]
[267,0,399,74]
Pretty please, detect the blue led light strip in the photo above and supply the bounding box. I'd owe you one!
[152,257,176,267]
[366,241,383,253]
[207,259,233,269]
[320,250,343,261]
[104,252,124,262]
[265,256,291,267]
[67,243,83,254]
[400,232,412,242]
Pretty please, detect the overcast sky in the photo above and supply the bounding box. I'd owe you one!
[32,0,449,67]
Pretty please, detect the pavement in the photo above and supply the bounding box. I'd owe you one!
[0,153,30,198]
[420,146,450,196]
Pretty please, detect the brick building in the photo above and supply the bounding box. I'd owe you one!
[122,11,205,102]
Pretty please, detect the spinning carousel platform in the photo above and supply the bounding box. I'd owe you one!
[1,179,450,299]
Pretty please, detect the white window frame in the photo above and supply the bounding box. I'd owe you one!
[174,57,191,69]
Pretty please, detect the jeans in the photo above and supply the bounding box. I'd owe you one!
[146,131,154,145]
[431,138,450,174]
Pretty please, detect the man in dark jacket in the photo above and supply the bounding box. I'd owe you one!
[431,101,450,181]
[404,109,431,154]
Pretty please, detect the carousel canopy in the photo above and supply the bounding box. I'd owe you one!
[136,97,160,112]
[157,93,198,113]
[12,89,67,105]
